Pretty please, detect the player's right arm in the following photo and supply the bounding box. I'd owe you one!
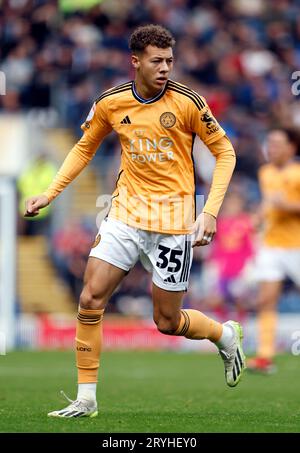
[24,99,112,217]
[187,96,236,246]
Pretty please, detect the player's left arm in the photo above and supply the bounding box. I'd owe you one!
[188,98,236,246]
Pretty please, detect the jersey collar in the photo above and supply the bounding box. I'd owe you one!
[131,80,168,104]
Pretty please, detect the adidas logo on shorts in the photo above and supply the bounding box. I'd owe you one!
[164,275,176,283]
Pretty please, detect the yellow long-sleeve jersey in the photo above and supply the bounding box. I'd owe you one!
[44,80,236,234]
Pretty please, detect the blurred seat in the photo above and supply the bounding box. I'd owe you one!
[18,235,75,313]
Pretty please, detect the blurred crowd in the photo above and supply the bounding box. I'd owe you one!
[1,0,300,315]
[1,0,300,143]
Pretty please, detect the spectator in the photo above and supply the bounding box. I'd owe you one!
[17,152,57,236]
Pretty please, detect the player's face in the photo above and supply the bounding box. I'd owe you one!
[266,130,294,165]
[132,45,173,93]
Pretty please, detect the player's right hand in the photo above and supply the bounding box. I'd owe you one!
[24,194,50,217]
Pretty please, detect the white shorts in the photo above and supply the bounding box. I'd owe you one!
[255,246,300,285]
[89,217,193,291]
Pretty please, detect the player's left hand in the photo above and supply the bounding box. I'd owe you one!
[191,212,216,247]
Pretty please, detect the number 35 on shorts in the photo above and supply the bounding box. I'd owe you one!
[154,238,192,286]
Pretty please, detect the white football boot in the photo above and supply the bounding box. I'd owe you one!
[48,392,98,418]
[219,320,246,387]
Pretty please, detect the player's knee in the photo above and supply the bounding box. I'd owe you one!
[79,285,107,310]
[154,315,179,335]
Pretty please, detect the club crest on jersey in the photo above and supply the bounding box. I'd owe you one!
[160,112,176,128]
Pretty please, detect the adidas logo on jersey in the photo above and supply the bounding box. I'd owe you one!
[121,115,131,124]
[164,275,176,283]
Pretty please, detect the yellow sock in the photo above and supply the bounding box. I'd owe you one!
[174,309,222,342]
[257,309,277,359]
[76,307,104,384]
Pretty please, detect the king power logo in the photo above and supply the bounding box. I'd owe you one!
[129,135,174,163]
[0,71,6,95]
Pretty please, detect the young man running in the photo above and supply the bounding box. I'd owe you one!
[25,24,245,418]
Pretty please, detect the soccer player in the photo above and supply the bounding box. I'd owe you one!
[25,25,245,418]
[248,128,300,374]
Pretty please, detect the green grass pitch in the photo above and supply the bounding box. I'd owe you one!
[0,350,299,433]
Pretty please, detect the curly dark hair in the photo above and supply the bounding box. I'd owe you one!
[129,24,175,53]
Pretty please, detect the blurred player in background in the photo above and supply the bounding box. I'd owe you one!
[24,24,245,418]
[248,128,300,374]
